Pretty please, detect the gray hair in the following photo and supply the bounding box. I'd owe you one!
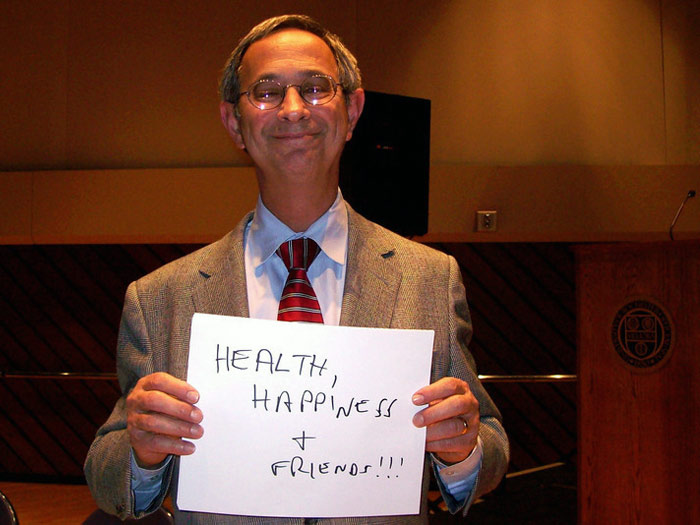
[219,14,362,106]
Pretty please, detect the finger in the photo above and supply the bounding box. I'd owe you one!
[131,429,197,467]
[140,372,199,404]
[425,431,477,465]
[128,409,203,469]
[129,388,203,424]
[412,377,469,406]
[128,409,204,441]
[127,372,203,425]
[412,392,478,428]
[425,430,476,452]
[425,418,479,464]
[424,416,470,443]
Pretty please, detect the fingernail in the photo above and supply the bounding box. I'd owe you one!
[181,441,195,454]
[413,414,424,427]
[190,424,201,437]
[190,408,202,422]
[412,394,424,405]
[187,391,199,403]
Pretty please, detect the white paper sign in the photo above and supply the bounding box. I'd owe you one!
[177,313,434,518]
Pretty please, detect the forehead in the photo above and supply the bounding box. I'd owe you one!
[239,28,339,83]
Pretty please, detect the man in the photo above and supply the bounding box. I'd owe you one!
[85,14,508,523]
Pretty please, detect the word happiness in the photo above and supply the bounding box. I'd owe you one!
[214,345,397,419]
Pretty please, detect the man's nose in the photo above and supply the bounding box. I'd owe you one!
[277,86,310,121]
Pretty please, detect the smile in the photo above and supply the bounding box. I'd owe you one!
[273,132,318,140]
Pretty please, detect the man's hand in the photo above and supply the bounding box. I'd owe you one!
[412,377,479,464]
[126,372,204,468]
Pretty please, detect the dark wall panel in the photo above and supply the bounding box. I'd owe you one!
[434,243,576,471]
[0,242,575,480]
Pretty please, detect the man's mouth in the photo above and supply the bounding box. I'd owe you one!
[272,129,319,140]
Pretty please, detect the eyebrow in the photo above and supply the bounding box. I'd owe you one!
[253,69,335,83]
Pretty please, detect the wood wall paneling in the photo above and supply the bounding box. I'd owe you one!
[577,241,700,523]
[0,174,32,244]
[426,165,700,241]
[1,166,698,245]
[29,168,258,243]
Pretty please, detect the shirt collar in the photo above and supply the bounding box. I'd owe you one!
[247,189,348,270]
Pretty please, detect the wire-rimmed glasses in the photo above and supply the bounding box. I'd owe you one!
[240,74,341,110]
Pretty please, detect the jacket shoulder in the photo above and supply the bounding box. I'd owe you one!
[134,234,229,289]
[131,211,251,294]
[349,208,452,266]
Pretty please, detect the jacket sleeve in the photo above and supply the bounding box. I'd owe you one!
[435,255,510,515]
[84,281,173,519]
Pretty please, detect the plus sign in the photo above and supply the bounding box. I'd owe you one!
[292,430,316,451]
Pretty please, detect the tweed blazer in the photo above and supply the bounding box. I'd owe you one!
[85,206,508,524]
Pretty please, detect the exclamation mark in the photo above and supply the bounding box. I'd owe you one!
[376,456,384,477]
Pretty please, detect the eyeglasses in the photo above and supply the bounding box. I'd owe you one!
[240,74,341,110]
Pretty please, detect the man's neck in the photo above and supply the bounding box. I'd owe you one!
[259,183,337,233]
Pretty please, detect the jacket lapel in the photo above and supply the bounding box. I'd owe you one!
[191,212,253,319]
[189,206,401,328]
[340,207,401,329]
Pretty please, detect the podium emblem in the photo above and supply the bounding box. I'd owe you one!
[611,299,673,371]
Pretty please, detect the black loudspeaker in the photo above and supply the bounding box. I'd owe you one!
[339,91,430,237]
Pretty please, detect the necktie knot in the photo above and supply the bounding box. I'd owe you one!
[276,238,324,323]
[276,238,321,271]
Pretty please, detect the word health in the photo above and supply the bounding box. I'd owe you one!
[215,345,328,377]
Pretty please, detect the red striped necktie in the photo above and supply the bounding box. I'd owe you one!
[276,238,324,323]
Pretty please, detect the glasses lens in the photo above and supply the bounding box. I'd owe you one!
[300,76,335,105]
[250,81,283,109]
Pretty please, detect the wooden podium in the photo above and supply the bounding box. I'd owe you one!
[576,240,700,524]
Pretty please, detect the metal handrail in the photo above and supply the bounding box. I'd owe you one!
[0,370,577,383]
[478,374,577,383]
[0,371,118,380]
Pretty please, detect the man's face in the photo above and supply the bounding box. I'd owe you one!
[221,29,364,186]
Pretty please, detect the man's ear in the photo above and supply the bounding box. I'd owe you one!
[345,88,365,142]
[219,101,246,150]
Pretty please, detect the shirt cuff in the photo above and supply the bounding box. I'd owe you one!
[130,450,171,513]
[433,436,483,505]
